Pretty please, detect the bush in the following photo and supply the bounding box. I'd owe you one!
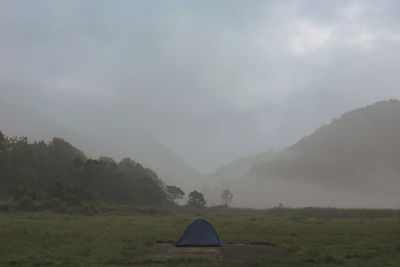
[0,199,15,212]
[16,195,35,211]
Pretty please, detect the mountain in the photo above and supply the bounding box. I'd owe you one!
[252,99,400,187]
[82,124,201,190]
[209,149,276,182]
[0,100,78,143]
[0,100,201,190]
[201,149,276,205]
[230,99,400,208]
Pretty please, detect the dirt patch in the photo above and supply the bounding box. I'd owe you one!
[138,243,294,261]
[221,244,293,261]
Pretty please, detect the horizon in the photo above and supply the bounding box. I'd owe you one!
[1,97,398,175]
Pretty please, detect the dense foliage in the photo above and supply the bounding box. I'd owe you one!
[0,130,174,210]
[187,190,206,207]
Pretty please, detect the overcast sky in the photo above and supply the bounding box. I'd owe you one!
[1,0,400,173]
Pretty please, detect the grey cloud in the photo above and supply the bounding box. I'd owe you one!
[1,0,400,172]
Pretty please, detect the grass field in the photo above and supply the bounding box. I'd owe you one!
[0,208,399,266]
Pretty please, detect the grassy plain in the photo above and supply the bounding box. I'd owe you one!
[0,207,399,266]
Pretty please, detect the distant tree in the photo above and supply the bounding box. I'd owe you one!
[47,137,86,186]
[98,156,117,171]
[118,157,160,182]
[0,131,7,183]
[221,189,233,207]
[116,157,168,205]
[47,181,65,199]
[0,131,5,151]
[118,157,142,175]
[132,176,168,206]
[187,190,206,207]
[166,185,185,203]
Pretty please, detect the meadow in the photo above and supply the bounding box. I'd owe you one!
[0,207,399,266]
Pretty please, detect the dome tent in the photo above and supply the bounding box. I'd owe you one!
[176,218,222,247]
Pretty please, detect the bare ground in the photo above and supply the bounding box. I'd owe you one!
[138,243,294,261]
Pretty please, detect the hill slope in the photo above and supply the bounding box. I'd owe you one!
[0,100,201,190]
[252,99,400,187]
[232,99,400,208]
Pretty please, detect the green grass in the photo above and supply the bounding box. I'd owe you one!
[0,209,399,266]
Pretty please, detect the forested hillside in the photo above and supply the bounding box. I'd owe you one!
[0,131,175,210]
[223,100,400,208]
[251,99,400,190]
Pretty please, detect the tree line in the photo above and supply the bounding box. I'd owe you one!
[0,131,189,210]
[0,130,237,212]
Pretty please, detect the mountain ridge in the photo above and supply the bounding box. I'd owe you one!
[207,99,400,208]
[0,100,201,190]
[251,99,400,188]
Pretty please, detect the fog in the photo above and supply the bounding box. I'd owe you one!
[1,1,400,208]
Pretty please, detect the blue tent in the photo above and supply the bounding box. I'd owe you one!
[176,218,222,247]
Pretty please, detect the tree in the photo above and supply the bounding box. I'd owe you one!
[0,131,173,208]
[47,181,65,199]
[187,190,206,207]
[98,156,117,171]
[0,131,5,152]
[221,189,233,207]
[166,185,185,203]
[0,131,7,182]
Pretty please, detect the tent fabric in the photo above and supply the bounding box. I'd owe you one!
[176,218,222,247]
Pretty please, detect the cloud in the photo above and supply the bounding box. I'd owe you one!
[287,21,334,54]
[46,78,115,98]
[1,0,400,172]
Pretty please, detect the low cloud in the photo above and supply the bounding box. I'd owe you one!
[1,0,400,172]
